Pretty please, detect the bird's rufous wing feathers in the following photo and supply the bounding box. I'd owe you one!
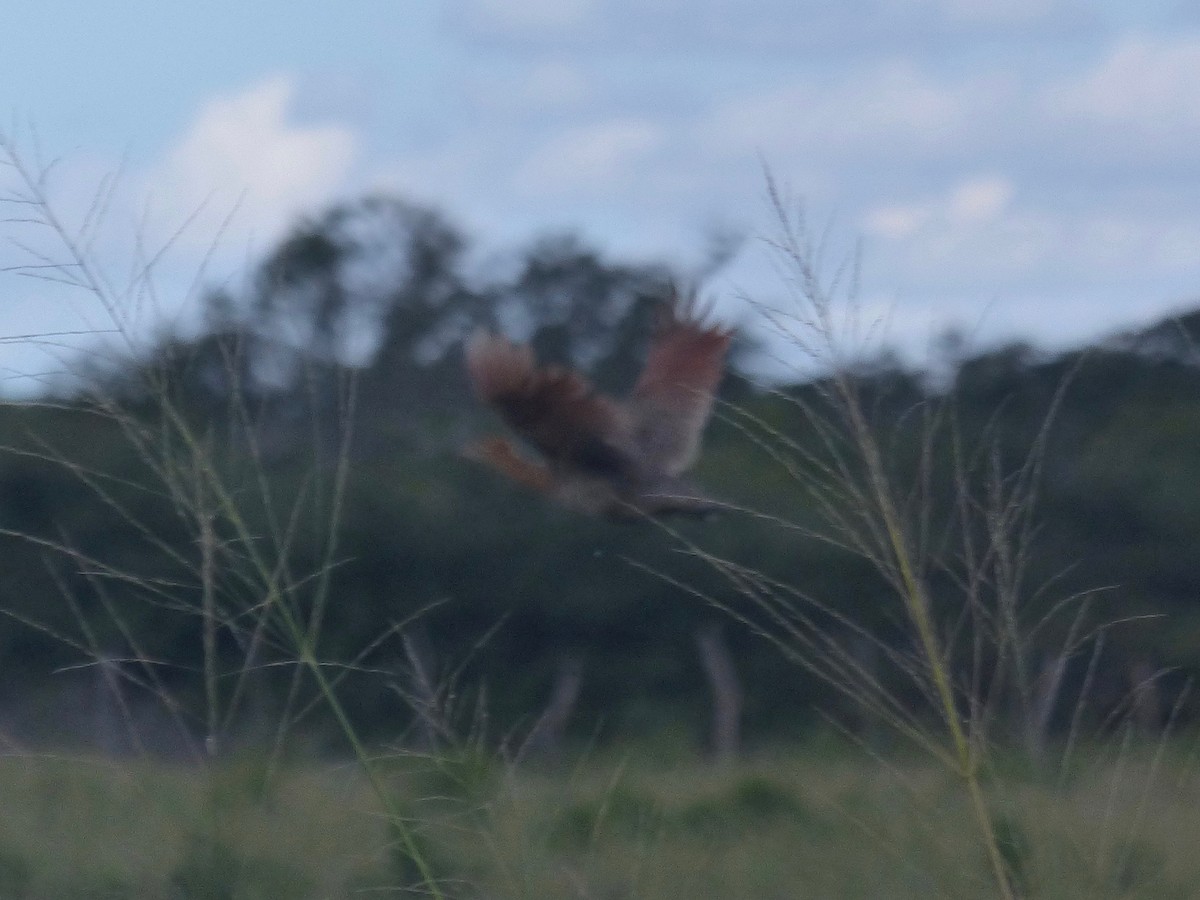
[628,289,731,477]
[464,330,634,478]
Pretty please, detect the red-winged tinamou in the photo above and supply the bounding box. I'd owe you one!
[464,287,731,521]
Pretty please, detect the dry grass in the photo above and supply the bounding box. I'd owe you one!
[0,127,447,897]
[0,739,1196,899]
[4,130,1195,900]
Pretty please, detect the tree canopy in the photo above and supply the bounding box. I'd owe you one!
[1,193,1198,753]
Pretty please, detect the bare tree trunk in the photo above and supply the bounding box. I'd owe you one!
[518,654,583,763]
[1130,659,1161,735]
[402,631,443,751]
[1028,650,1069,763]
[92,652,137,756]
[695,624,742,761]
[849,634,884,750]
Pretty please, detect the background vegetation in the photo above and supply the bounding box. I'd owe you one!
[3,150,1200,896]
[0,190,1198,758]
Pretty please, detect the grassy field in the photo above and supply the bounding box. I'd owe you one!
[0,736,1197,899]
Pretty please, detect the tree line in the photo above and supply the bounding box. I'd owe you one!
[0,193,1197,756]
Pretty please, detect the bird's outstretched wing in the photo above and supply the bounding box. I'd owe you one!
[628,288,731,477]
[464,330,634,478]
[462,435,556,494]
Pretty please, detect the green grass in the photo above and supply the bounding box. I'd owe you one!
[0,739,1197,899]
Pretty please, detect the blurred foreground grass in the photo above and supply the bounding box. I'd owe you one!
[0,737,1197,899]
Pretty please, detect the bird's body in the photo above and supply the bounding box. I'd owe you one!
[464,288,731,520]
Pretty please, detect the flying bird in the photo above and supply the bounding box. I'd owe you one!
[464,287,732,520]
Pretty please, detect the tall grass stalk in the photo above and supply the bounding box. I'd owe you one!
[0,133,445,897]
[673,175,1113,897]
[846,397,1015,897]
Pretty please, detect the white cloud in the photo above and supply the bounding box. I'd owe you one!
[928,0,1077,25]
[0,76,366,358]
[374,25,1200,351]
[862,181,1047,280]
[460,0,597,38]
[864,205,931,240]
[865,175,1018,247]
[697,32,1200,183]
[454,0,1094,52]
[947,175,1013,224]
[521,60,590,109]
[1048,35,1200,122]
[702,61,1008,163]
[147,75,358,252]
[512,118,667,195]
[465,59,590,116]
[402,20,1200,352]
[1154,224,1200,268]
[861,173,1200,294]
[1044,34,1200,156]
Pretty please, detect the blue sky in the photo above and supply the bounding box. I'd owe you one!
[3,1,1200,389]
